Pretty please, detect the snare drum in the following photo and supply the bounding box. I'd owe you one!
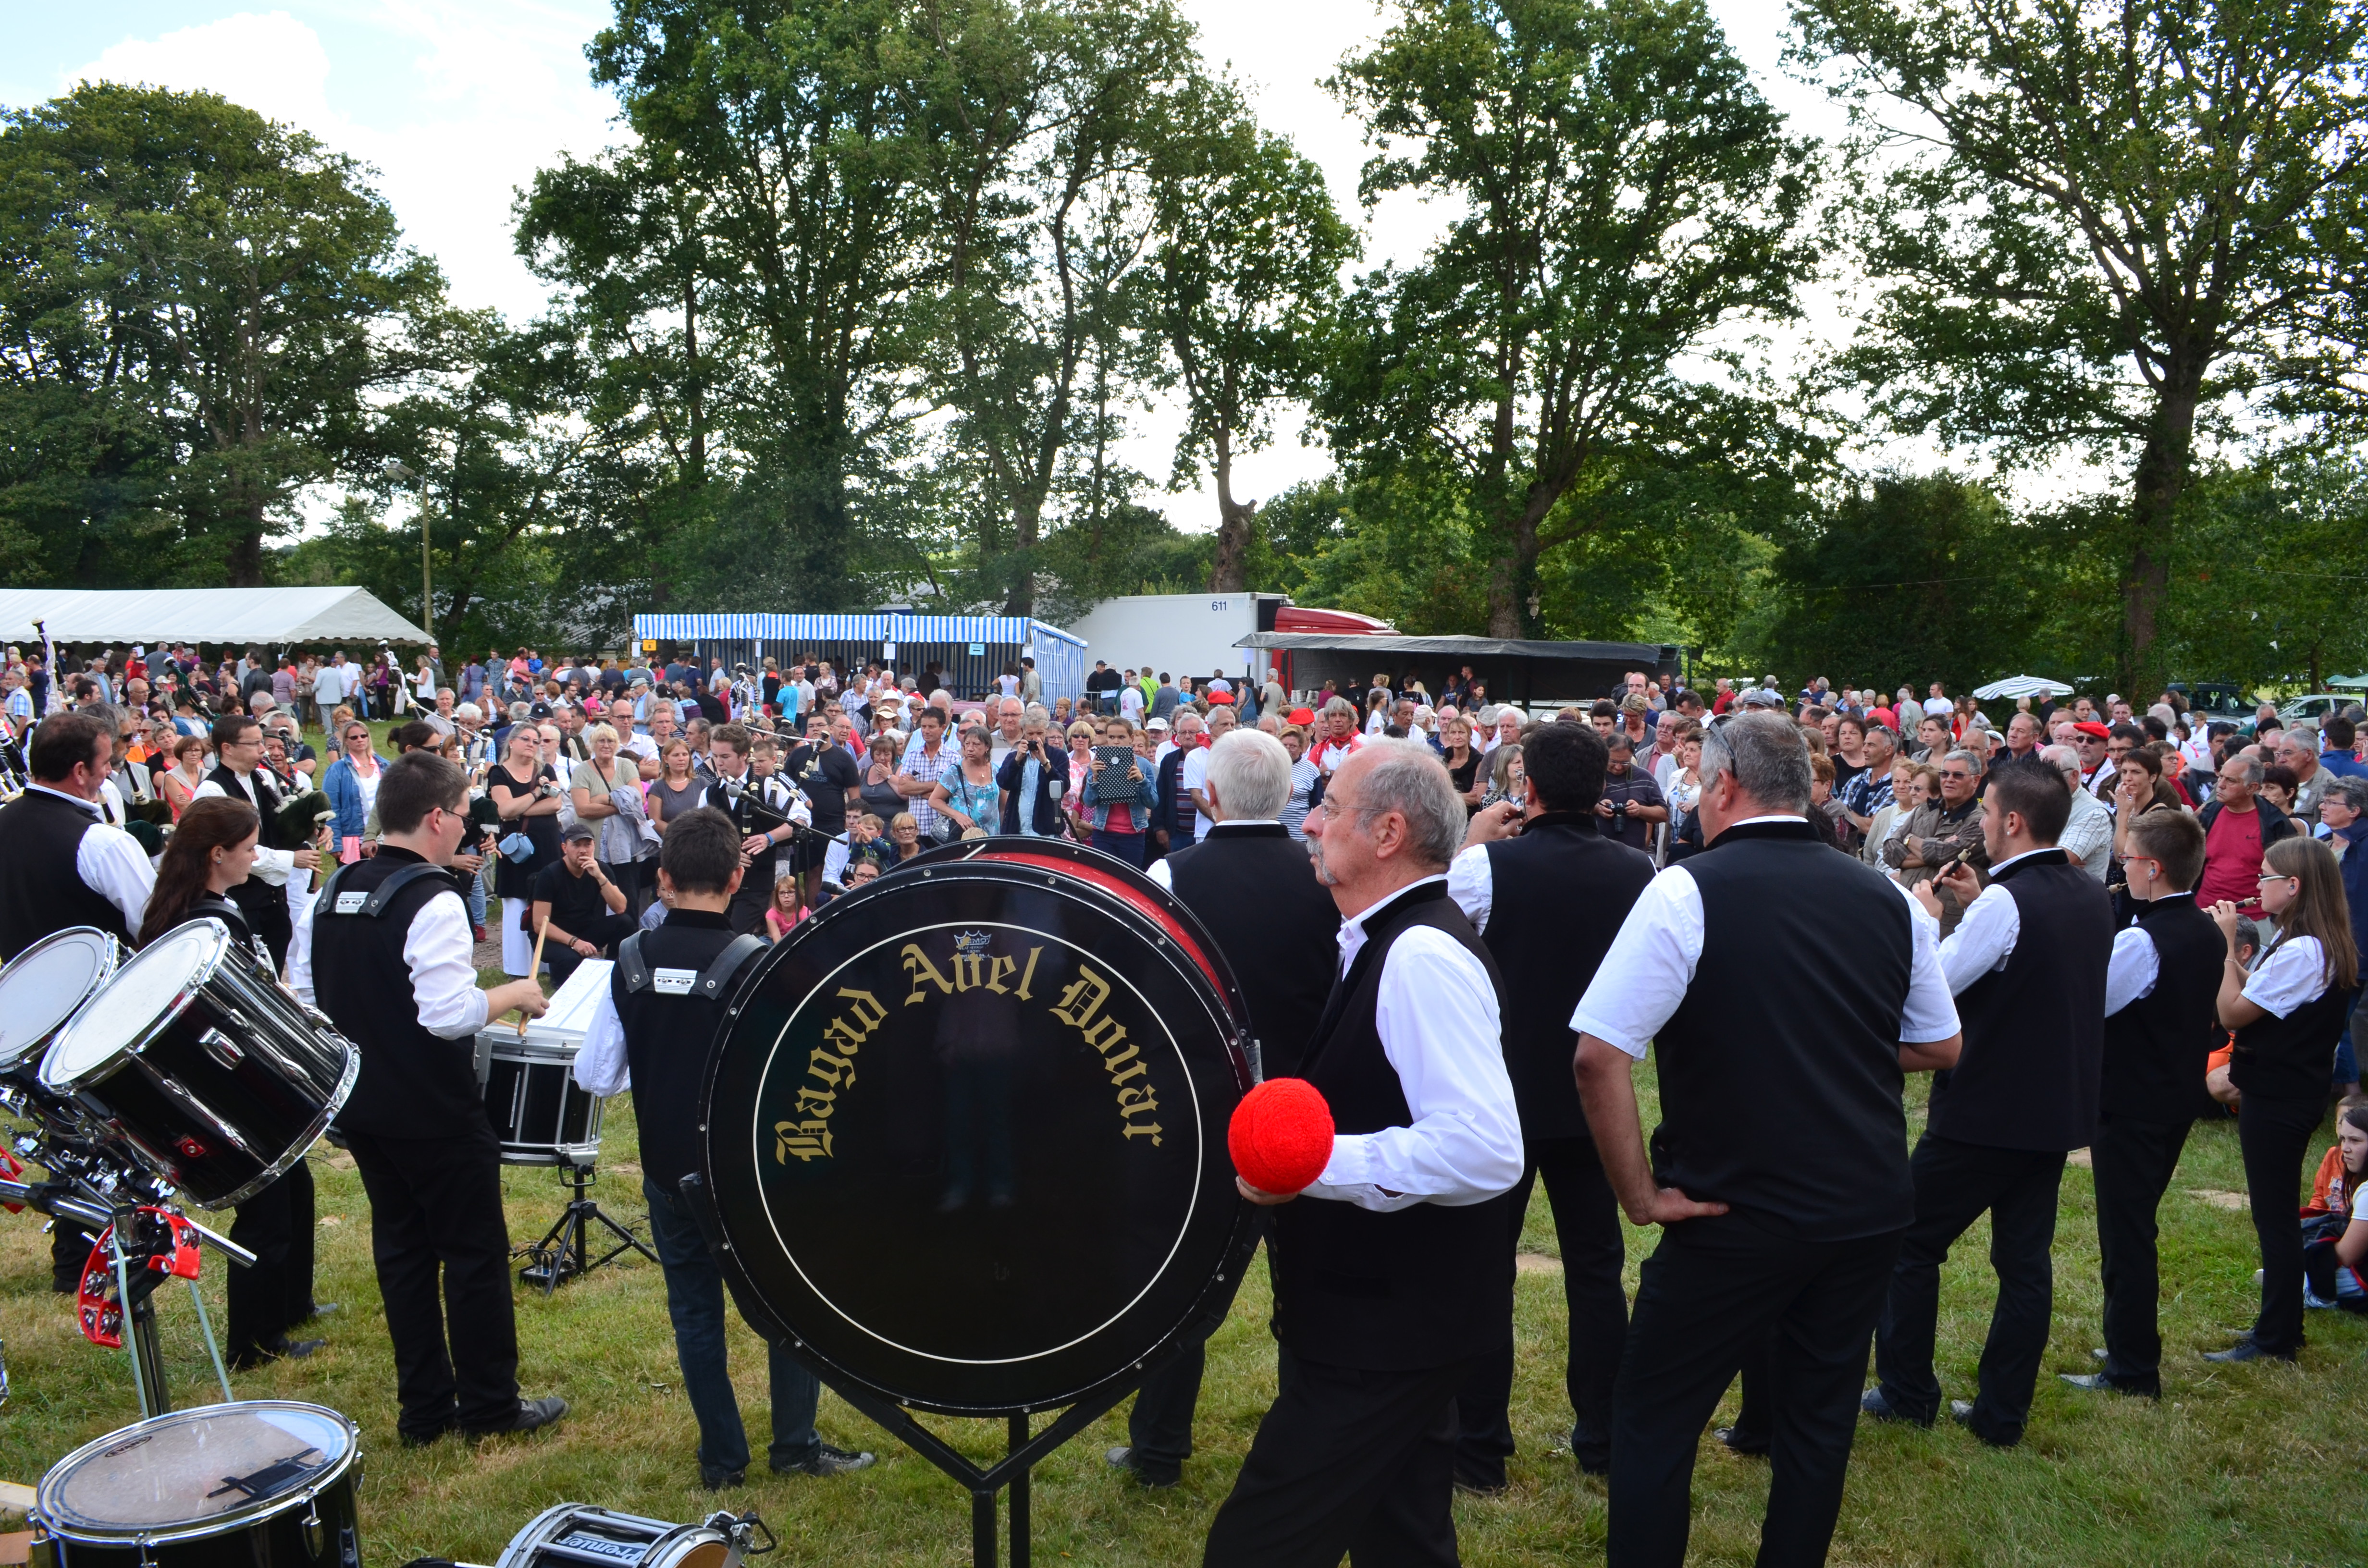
[479,958,610,1166]
[31,1400,361,1568]
[496,1504,753,1568]
[0,928,120,1131]
[40,920,359,1210]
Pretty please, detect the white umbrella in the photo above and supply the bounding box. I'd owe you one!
[1973,674,2074,700]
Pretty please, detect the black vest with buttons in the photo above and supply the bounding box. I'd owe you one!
[2100,892,2224,1124]
[612,910,764,1191]
[1267,880,1512,1372]
[1157,823,1340,1080]
[1653,820,1919,1241]
[1930,850,2113,1152]
[2230,936,2352,1102]
[1480,812,1656,1140]
[310,848,482,1137]
[0,789,129,958]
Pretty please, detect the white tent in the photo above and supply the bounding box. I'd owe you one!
[0,587,428,646]
[1973,674,2075,700]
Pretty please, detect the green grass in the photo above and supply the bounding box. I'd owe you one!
[4,1078,2364,1566]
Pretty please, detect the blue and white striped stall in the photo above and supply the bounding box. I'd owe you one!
[630,612,1087,706]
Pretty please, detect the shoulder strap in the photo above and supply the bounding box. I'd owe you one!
[696,934,767,1001]
[617,931,653,993]
[321,861,451,918]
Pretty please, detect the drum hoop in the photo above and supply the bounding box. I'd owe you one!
[496,1504,678,1568]
[40,920,235,1092]
[35,1400,359,1544]
[0,926,121,1072]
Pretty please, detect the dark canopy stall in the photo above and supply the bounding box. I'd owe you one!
[1236,632,1681,712]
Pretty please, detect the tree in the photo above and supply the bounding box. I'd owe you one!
[0,83,445,584]
[1794,0,2368,694]
[1144,96,1354,590]
[1321,0,1816,637]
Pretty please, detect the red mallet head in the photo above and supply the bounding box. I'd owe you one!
[1228,1077,1335,1196]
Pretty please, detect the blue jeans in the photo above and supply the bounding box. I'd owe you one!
[1092,828,1145,867]
[642,1177,820,1479]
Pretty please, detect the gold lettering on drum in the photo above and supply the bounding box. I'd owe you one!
[773,987,887,1165]
[902,940,1043,1004]
[1051,964,1163,1147]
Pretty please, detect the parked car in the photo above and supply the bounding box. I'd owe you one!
[2277,692,2362,727]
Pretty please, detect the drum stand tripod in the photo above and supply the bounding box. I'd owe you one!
[518,1158,655,1295]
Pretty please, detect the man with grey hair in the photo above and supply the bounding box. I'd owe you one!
[1114,731,1341,1492]
[1202,739,1520,1566]
[1571,712,1960,1567]
[2041,743,2112,881]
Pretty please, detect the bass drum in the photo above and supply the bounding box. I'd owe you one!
[30,1400,360,1568]
[699,837,1258,1415]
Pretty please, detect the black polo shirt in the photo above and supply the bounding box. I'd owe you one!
[530,859,612,936]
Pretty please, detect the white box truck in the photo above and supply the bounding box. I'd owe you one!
[1067,592,1391,688]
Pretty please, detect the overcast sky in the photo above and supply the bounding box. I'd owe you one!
[10,2,1973,534]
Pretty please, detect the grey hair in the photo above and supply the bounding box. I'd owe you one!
[1350,738,1467,870]
[2039,743,2080,778]
[2221,752,2262,786]
[1321,696,1358,722]
[2324,774,2368,811]
[1204,729,1292,821]
[1945,747,1984,775]
[1697,712,1812,813]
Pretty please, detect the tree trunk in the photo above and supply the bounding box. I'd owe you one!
[1208,427,1254,592]
[2119,368,2203,697]
[227,504,265,587]
[684,273,705,488]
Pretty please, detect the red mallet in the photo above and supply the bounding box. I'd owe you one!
[1229,1078,1335,1196]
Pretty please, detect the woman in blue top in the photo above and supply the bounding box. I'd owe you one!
[318,719,388,851]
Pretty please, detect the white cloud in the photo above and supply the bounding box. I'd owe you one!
[77,11,336,136]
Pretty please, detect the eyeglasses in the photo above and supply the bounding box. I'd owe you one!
[1317,793,1361,820]
[1939,769,1973,781]
[2257,872,2297,885]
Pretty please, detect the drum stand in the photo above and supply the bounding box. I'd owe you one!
[518,1159,655,1295]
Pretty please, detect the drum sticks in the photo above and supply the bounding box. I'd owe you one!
[519,920,549,1038]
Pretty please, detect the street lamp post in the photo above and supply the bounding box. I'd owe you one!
[383,460,431,641]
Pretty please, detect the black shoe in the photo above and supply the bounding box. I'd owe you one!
[1574,1452,1610,1478]
[775,1443,876,1478]
[294,1302,340,1323]
[2202,1337,2297,1365]
[1105,1446,1179,1489]
[461,1395,568,1440]
[399,1422,452,1448]
[2060,1372,2159,1397]
[1713,1425,1769,1456]
[1451,1472,1507,1497]
[1949,1400,2018,1447]
[1860,1386,1931,1429]
[227,1337,326,1372]
[702,1469,746,1491]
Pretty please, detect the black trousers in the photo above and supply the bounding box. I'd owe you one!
[52,1222,95,1292]
[1873,1133,2066,1446]
[343,1122,520,1438]
[2091,1114,2193,1386]
[226,1158,317,1363]
[1126,1217,1268,1481]
[726,879,774,937]
[1203,1348,1472,1568]
[2237,1092,2324,1355]
[546,910,639,989]
[1610,1212,1901,1568]
[1455,1133,1627,1481]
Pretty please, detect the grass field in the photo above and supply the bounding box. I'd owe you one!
[5,1067,2364,1568]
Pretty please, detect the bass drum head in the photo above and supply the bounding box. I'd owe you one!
[703,838,1258,1415]
[42,921,226,1089]
[0,928,119,1072]
[37,1400,356,1541]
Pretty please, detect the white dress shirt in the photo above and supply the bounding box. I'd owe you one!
[2101,891,2203,1015]
[29,784,155,932]
[1303,876,1524,1213]
[1144,819,1282,890]
[1931,846,2061,995]
[288,875,489,1039]
[1445,841,1496,934]
[2245,934,2331,1018]
[195,771,298,886]
[1180,747,1215,841]
[1571,816,1960,1057]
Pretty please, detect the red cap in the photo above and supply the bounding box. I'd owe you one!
[2073,721,2111,738]
[1288,707,1317,725]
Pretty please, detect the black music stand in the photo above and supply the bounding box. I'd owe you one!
[518,1158,656,1294]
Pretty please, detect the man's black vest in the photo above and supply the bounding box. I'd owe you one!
[0,788,132,958]
[1931,850,2112,1152]
[2100,892,2224,1124]
[1653,820,1919,1241]
[612,910,762,1191]
[1159,823,1340,1080]
[1268,881,1512,1371]
[2230,936,2353,1102]
[1480,812,1656,1140]
[310,848,484,1138]
[205,764,293,940]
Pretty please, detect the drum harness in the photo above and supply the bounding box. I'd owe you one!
[615,932,767,1002]
[317,860,456,919]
